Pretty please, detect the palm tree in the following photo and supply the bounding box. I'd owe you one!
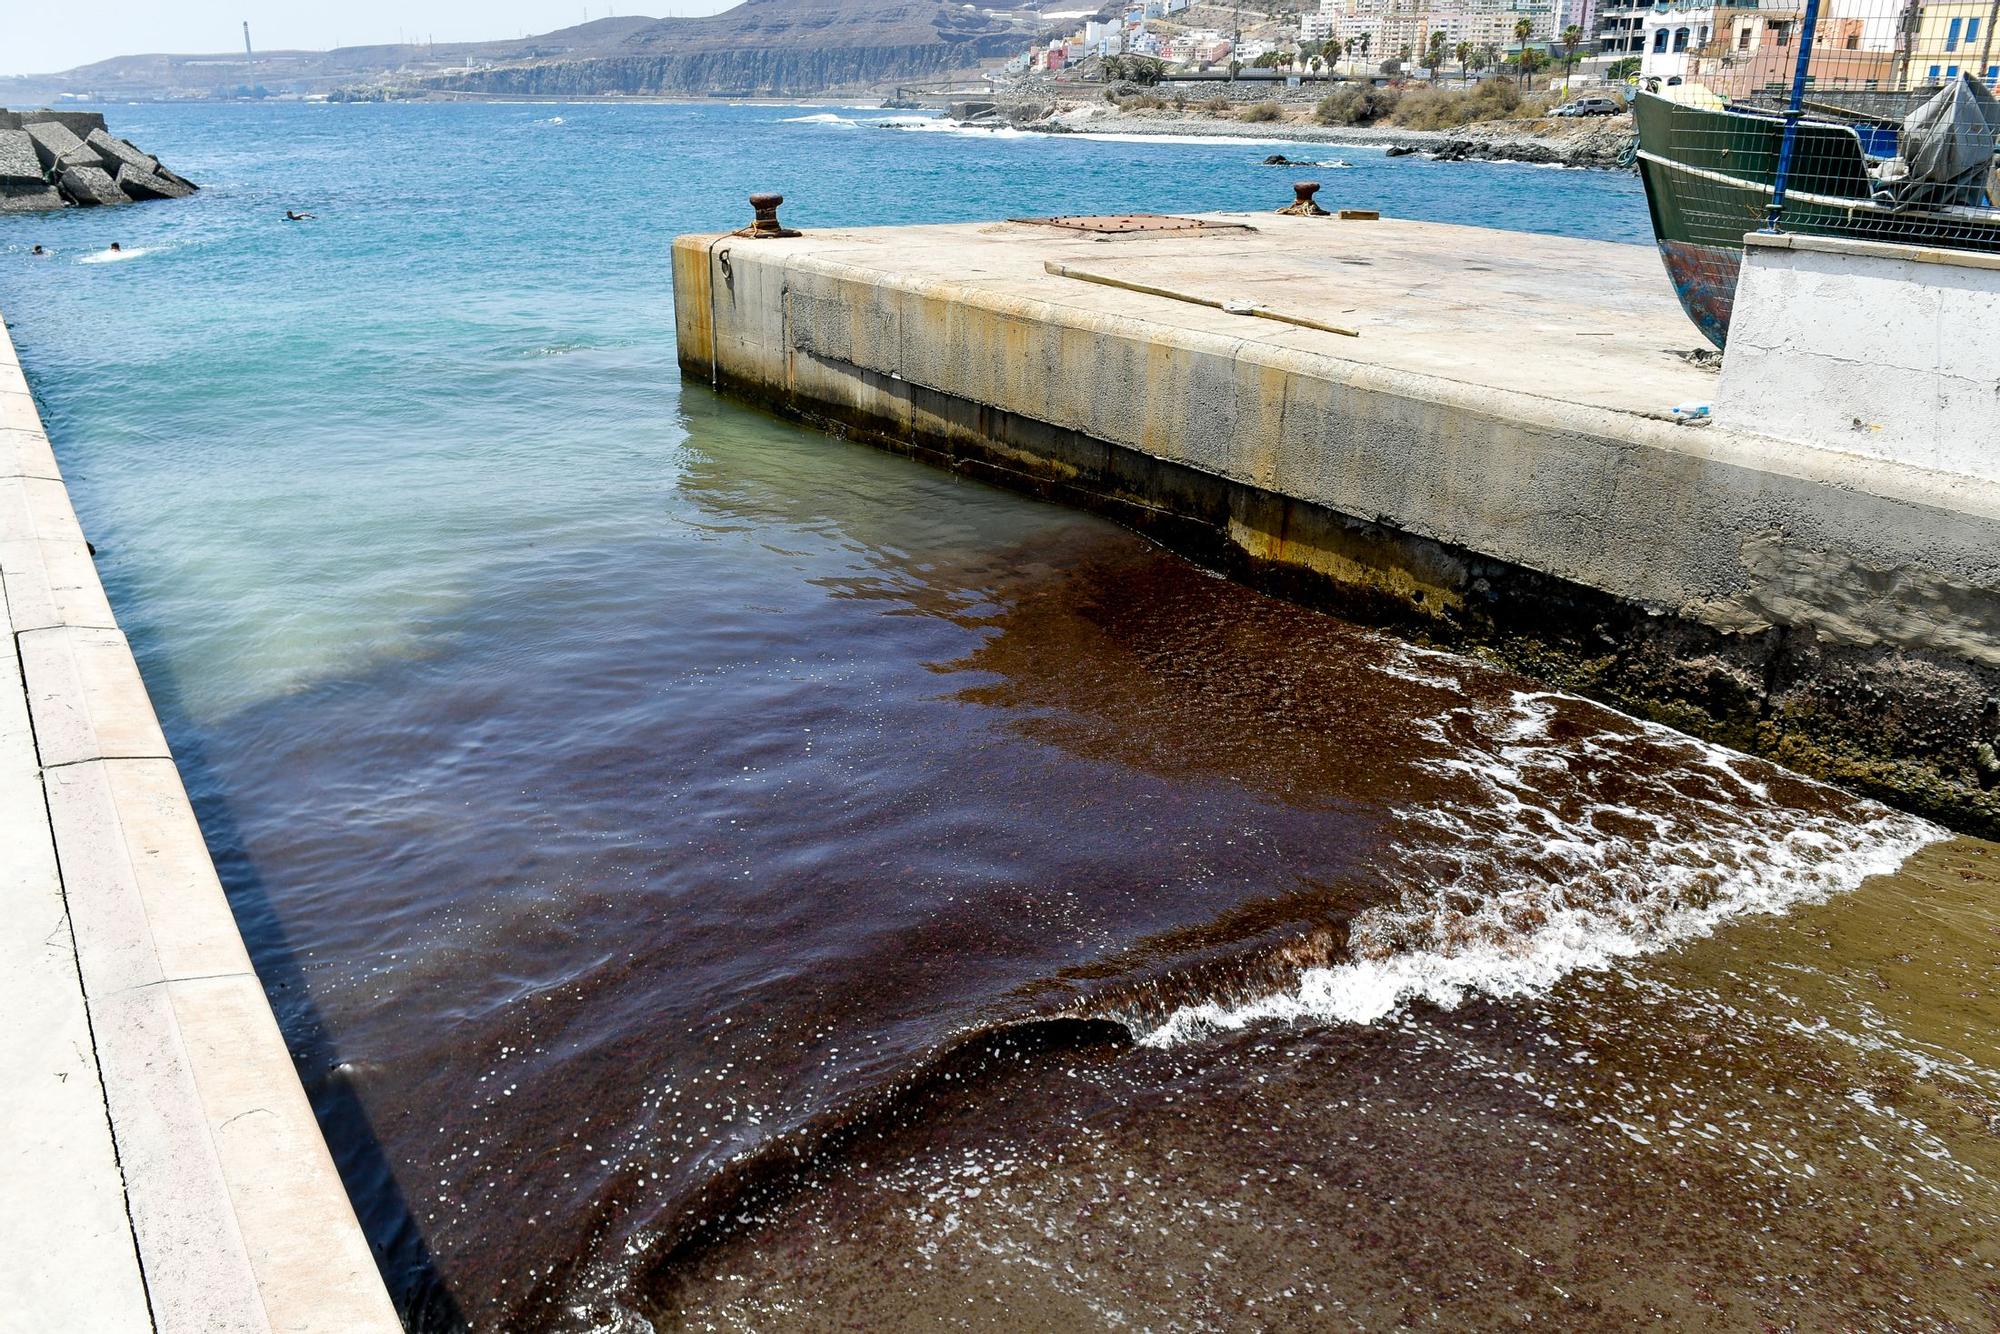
[1357,32,1371,70]
[1561,23,1583,84]
[1514,17,1533,87]
[1456,39,1473,85]
[1426,29,1446,81]
[1519,46,1547,88]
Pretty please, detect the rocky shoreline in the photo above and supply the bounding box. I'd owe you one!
[0,108,196,213]
[950,97,1636,171]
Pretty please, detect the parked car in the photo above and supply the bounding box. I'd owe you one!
[1553,96,1622,117]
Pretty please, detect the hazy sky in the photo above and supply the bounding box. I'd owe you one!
[4,1,741,76]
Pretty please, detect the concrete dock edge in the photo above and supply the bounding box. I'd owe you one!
[673,216,2000,835]
[0,313,400,1332]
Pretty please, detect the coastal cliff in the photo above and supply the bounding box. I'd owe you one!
[427,44,1005,98]
[1,0,1038,103]
[425,0,1027,97]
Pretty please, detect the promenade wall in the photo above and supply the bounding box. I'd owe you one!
[0,313,398,1333]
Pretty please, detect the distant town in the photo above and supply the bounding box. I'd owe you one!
[1006,0,1993,93]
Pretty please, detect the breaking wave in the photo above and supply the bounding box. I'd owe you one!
[1139,688,1943,1044]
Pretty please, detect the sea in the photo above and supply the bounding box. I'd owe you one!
[3,101,1997,1331]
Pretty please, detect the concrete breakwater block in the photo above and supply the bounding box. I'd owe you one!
[0,108,107,136]
[0,127,44,183]
[114,163,192,200]
[58,164,128,207]
[0,112,194,210]
[23,120,90,172]
[84,129,158,177]
[0,180,66,212]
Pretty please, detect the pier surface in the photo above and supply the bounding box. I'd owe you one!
[674,213,2000,832]
[0,317,397,1330]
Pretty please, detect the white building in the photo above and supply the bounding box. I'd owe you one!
[1509,0,1560,41]
[1638,0,1761,79]
[1310,0,1519,60]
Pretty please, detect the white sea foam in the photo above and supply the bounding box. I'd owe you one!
[781,112,859,126]
[79,246,153,264]
[1140,688,1945,1045]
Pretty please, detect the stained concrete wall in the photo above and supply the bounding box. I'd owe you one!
[673,220,2000,833]
[1719,233,2000,482]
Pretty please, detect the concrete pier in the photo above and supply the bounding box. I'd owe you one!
[673,212,2000,834]
[0,317,398,1330]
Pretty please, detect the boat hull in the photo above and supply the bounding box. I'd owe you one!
[1653,238,1739,352]
[1632,90,2000,347]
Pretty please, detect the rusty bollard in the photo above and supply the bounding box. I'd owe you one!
[737,191,802,238]
[1276,180,1330,217]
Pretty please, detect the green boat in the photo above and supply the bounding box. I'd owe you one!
[1633,86,2000,348]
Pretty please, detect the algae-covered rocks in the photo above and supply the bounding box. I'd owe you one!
[0,107,196,212]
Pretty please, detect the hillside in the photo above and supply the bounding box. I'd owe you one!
[429,0,1035,96]
[0,0,1045,102]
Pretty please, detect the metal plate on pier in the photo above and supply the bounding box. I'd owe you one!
[1009,214,1251,235]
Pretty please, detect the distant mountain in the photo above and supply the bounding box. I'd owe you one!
[429,0,1039,97]
[0,0,1050,103]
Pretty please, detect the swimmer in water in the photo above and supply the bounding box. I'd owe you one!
[30,244,45,256]
[109,242,121,252]
[285,210,316,221]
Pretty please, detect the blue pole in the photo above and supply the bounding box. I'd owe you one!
[1763,0,1825,231]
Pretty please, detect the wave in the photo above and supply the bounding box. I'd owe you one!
[79,245,155,264]
[779,111,860,126]
[575,1014,1133,1319]
[1139,691,1942,1044]
[583,660,1941,1313]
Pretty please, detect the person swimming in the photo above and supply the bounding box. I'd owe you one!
[30,244,45,256]
[285,210,316,221]
[109,242,121,252]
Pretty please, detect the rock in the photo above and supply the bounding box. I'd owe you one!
[1383,144,1417,157]
[84,129,158,177]
[58,164,128,206]
[22,120,91,172]
[113,162,193,200]
[1263,154,1297,165]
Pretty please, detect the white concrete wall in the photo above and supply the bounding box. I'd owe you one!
[1718,232,2000,483]
[0,315,401,1334]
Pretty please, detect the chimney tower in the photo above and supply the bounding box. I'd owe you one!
[243,21,253,55]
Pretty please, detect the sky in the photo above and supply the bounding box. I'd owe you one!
[2,1,742,76]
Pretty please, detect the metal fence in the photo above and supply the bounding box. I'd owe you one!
[1628,0,2000,343]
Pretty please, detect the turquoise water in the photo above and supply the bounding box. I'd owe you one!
[1,103,1649,730]
[22,106,1990,1333]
